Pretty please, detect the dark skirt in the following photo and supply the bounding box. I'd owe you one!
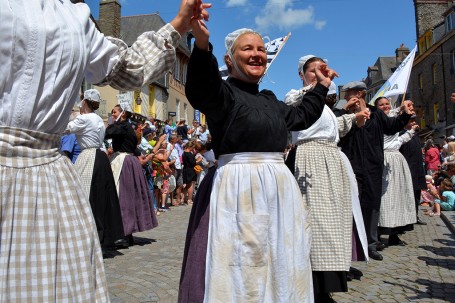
[352,220,367,261]
[313,271,348,294]
[118,155,158,235]
[178,166,216,303]
[182,167,197,184]
[90,149,125,245]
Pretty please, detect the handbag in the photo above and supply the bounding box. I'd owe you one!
[193,164,203,174]
[168,175,176,192]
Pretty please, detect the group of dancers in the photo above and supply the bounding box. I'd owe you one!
[1,0,430,302]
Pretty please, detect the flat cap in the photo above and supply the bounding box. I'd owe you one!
[342,81,367,91]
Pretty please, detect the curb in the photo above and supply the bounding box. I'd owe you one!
[440,212,455,236]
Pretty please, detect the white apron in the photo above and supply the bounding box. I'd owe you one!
[204,152,313,303]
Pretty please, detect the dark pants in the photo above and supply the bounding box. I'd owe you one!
[414,189,421,218]
[361,207,380,252]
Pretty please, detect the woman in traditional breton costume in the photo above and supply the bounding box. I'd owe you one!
[66,89,124,248]
[105,104,158,245]
[375,97,417,246]
[0,0,210,301]
[284,55,370,303]
[178,22,338,301]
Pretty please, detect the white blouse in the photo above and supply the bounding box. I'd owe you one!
[66,113,105,150]
[0,0,180,134]
[284,88,355,144]
[383,130,415,151]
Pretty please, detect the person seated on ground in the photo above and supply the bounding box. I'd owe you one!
[433,169,450,187]
[421,175,439,207]
[445,163,455,188]
[428,178,455,216]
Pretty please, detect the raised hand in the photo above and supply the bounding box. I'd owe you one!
[401,100,415,116]
[313,62,339,88]
[343,97,361,113]
[191,19,210,50]
[171,0,212,35]
[355,108,370,127]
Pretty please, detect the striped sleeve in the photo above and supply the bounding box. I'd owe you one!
[96,23,181,90]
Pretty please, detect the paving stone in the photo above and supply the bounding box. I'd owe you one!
[103,206,455,302]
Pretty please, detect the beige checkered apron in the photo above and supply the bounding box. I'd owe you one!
[0,126,109,302]
[379,150,417,228]
[295,139,352,272]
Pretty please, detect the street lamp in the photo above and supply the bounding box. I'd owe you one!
[135,95,142,105]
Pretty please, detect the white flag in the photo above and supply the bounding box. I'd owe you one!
[369,45,417,105]
[219,33,291,81]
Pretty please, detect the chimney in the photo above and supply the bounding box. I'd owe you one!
[396,44,410,66]
[99,0,121,38]
[413,0,453,38]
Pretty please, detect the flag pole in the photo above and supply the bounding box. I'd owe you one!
[259,32,292,83]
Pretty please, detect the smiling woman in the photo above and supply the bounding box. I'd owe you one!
[223,29,267,83]
[178,18,337,302]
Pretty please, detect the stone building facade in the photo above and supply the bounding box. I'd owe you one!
[87,0,203,126]
[409,0,455,137]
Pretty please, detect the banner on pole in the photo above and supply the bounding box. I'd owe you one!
[369,45,417,106]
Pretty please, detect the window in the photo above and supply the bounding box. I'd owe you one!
[446,12,455,33]
[174,58,181,81]
[452,50,455,70]
[176,99,181,121]
[418,30,433,55]
[184,103,188,123]
[182,63,188,85]
[432,64,437,85]
[418,74,423,90]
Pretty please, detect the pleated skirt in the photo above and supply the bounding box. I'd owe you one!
[0,126,109,302]
[379,150,417,228]
[76,148,124,245]
[111,154,158,236]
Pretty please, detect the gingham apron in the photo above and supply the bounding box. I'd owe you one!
[0,126,109,303]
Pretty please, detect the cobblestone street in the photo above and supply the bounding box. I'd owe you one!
[104,206,455,303]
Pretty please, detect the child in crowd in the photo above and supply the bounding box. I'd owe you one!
[421,175,439,207]
[427,178,455,216]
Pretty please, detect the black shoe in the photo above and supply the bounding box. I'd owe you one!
[416,217,427,225]
[349,267,363,278]
[114,238,129,249]
[369,250,383,261]
[388,234,407,246]
[376,242,386,251]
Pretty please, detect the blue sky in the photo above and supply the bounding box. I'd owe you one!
[86,0,416,100]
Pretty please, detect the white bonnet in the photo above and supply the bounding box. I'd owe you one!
[225,28,261,54]
[328,81,337,95]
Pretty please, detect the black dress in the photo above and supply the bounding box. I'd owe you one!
[182,151,197,183]
[178,44,328,302]
[400,132,427,214]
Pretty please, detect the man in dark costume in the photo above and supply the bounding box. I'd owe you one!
[334,81,412,261]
